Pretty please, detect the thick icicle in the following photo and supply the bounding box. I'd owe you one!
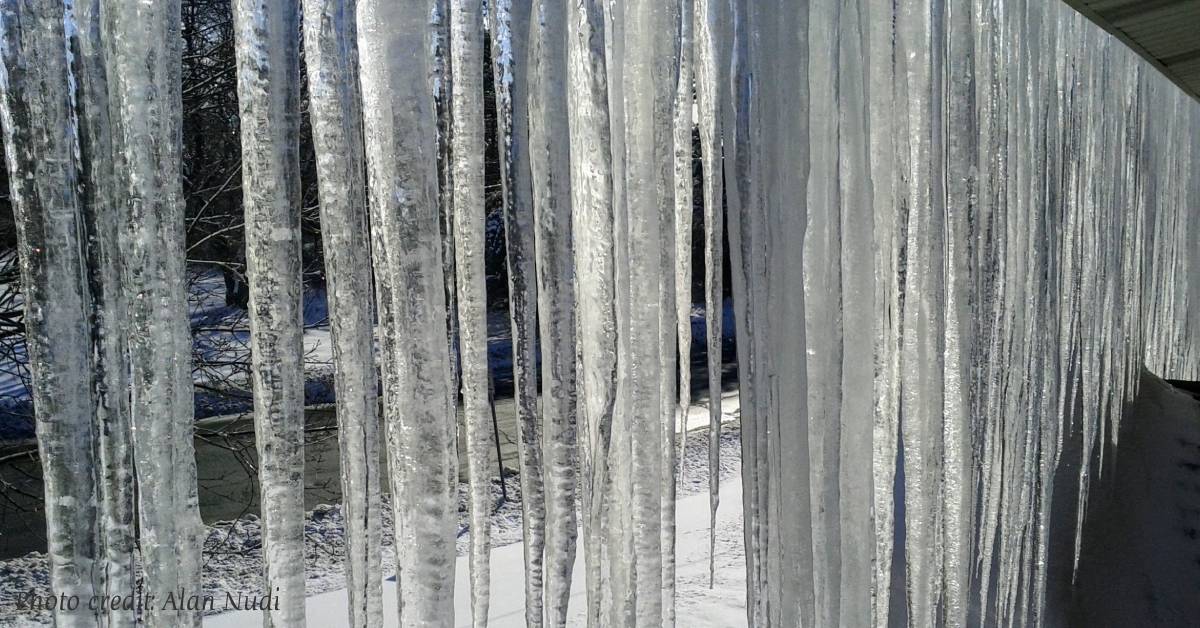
[0,3,101,625]
[563,0,616,623]
[834,0,876,625]
[693,0,727,591]
[232,1,306,623]
[300,0,383,625]
[69,1,136,623]
[104,0,206,624]
[448,0,493,623]
[490,0,545,624]
[725,0,814,624]
[527,0,578,622]
[615,0,679,623]
[357,0,457,624]
[805,0,845,623]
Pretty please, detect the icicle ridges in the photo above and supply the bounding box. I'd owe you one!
[527,0,579,623]
[357,0,457,624]
[300,0,383,625]
[448,0,493,623]
[491,0,545,624]
[1,1,1198,627]
[693,0,728,593]
[0,3,102,625]
[231,0,307,624]
[70,1,137,624]
[105,0,206,625]
[563,0,616,623]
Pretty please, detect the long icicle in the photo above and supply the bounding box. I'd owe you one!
[527,0,579,623]
[665,0,693,620]
[357,0,458,623]
[299,0,383,624]
[231,0,307,623]
[449,0,493,622]
[0,4,102,625]
[563,0,617,623]
[621,0,679,622]
[490,0,545,624]
[104,0,207,624]
[864,0,900,624]
[69,1,136,622]
[834,0,877,624]
[693,0,727,590]
[601,0,636,622]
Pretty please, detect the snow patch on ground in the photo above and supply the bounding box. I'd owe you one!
[0,413,743,627]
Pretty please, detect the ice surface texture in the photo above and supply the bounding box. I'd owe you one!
[0,0,1197,627]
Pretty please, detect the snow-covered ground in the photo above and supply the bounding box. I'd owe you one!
[207,465,746,628]
[0,402,744,627]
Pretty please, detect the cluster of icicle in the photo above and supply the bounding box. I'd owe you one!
[728,0,1200,627]
[1,0,1198,626]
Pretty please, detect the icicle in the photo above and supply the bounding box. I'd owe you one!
[68,1,136,623]
[672,0,694,490]
[662,2,692,620]
[300,0,383,625]
[864,0,900,624]
[601,0,635,622]
[490,0,545,624]
[434,0,461,404]
[357,0,457,624]
[939,0,976,624]
[723,0,767,621]
[834,0,876,625]
[617,0,679,624]
[804,0,845,623]
[692,0,727,592]
[0,4,102,625]
[103,0,206,625]
[563,0,616,623]
[527,0,579,623]
[891,0,950,625]
[448,0,492,623]
[231,1,306,624]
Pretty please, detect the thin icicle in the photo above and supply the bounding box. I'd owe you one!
[527,0,578,623]
[892,0,949,625]
[434,0,461,404]
[864,0,900,624]
[672,0,694,487]
[490,0,545,624]
[663,2,692,619]
[449,0,492,623]
[805,0,845,622]
[939,0,976,624]
[300,0,383,625]
[357,0,457,624]
[693,0,727,591]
